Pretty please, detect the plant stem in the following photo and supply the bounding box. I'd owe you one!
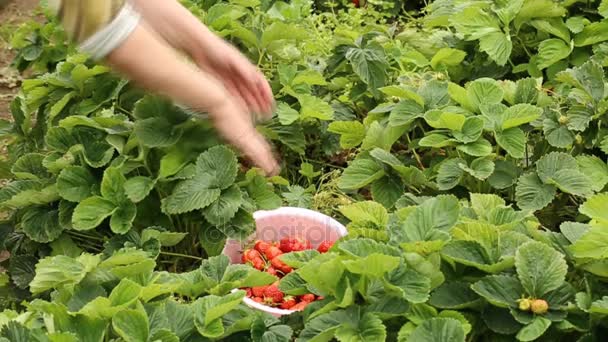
[160,251,202,260]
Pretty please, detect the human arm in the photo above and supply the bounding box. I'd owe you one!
[46,0,279,175]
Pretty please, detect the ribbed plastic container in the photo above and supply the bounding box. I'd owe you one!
[223,207,347,316]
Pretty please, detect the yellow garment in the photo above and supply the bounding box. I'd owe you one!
[48,0,126,43]
[46,0,140,60]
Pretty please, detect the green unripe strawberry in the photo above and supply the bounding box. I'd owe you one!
[518,298,531,311]
[558,115,569,125]
[575,134,583,145]
[530,299,549,314]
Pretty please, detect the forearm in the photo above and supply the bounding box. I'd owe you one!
[130,0,219,59]
[107,24,228,114]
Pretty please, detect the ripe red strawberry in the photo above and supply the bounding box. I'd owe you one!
[264,246,283,260]
[266,266,278,276]
[317,240,334,253]
[263,284,284,303]
[271,256,293,274]
[251,286,267,298]
[292,301,310,311]
[254,240,273,254]
[242,249,264,269]
[246,288,253,297]
[253,296,264,303]
[280,296,297,309]
[280,237,312,252]
[300,293,315,302]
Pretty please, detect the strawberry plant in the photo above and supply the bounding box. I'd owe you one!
[2,0,608,340]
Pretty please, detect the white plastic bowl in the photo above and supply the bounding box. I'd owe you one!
[223,207,347,316]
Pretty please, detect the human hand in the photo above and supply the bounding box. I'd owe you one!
[193,37,274,121]
[207,96,280,176]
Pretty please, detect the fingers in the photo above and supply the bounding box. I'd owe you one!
[209,100,280,176]
[228,59,274,120]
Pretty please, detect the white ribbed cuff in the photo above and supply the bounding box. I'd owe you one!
[78,2,141,60]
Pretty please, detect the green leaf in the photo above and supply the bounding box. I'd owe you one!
[429,281,481,309]
[436,158,465,190]
[124,176,155,203]
[344,253,400,278]
[133,96,189,147]
[453,117,484,143]
[456,139,493,157]
[543,118,574,148]
[442,240,512,273]
[298,95,334,121]
[193,291,245,338]
[515,241,567,297]
[261,21,308,47]
[202,185,243,225]
[479,32,512,66]
[514,78,539,104]
[419,80,450,109]
[338,158,385,190]
[297,309,348,341]
[467,78,504,112]
[112,309,149,342]
[110,200,137,234]
[530,19,570,42]
[516,317,552,342]
[576,155,608,192]
[196,146,238,189]
[384,264,431,303]
[501,104,543,129]
[335,312,387,342]
[536,152,578,183]
[574,20,608,46]
[496,128,525,158]
[251,315,293,342]
[161,175,221,215]
[101,167,127,204]
[72,196,117,231]
[57,166,97,202]
[431,48,467,69]
[489,160,520,189]
[556,61,605,102]
[398,195,460,242]
[406,318,465,342]
[11,153,50,180]
[537,39,572,69]
[276,102,299,125]
[338,239,401,258]
[21,205,64,243]
[460,158,495,180]
[546,169,593,196]
[389,99,425,126]
[451,7,500,40]
[345,45,388,89]
[419,134,454,148]
[327,121,365,148]
[339,201,388,227]
[580,193,608,222]
[30,254,99,294]
[424,111,466,131]
[471,275,523,308]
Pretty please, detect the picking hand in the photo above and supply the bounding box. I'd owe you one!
[193,36,274,121]
[207,96,280,176]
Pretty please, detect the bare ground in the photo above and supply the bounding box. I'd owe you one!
[0,0,41,120]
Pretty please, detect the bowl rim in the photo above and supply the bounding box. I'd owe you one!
[252,206,348,237]
[231,288,296,315]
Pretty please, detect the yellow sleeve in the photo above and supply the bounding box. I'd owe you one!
[48,0,140,60]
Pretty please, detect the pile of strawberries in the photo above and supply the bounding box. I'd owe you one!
[240,236,334,311]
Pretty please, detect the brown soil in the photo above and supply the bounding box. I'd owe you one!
[0,0,41,120]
